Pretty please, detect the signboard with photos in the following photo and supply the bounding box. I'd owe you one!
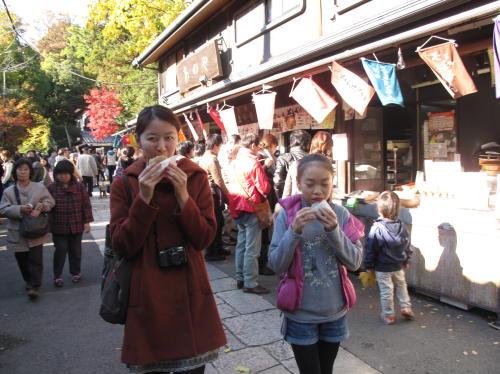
[273,104,335,132]
[424,111,457,161]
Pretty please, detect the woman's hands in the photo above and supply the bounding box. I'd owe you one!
[166,163,189,209]
[20,204,32,215]
[291,206,338,234]
[138,162,164,205]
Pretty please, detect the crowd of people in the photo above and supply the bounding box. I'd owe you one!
[0,105,415,374]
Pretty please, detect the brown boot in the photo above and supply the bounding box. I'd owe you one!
[243,285,270,294]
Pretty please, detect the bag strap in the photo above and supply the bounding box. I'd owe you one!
[121,174,132,206]
[14,184,21,205]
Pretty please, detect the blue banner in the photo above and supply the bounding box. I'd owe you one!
[361,58,404,106]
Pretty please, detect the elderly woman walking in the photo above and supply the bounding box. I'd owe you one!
[0,158,55,300]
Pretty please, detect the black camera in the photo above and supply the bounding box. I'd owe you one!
[157,246,187,269]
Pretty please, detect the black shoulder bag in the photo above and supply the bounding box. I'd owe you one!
[14,185,50,239]
[99,175,134,325]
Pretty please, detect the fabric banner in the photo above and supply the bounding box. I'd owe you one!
[218,107,239,136]
[252,92,276,130]
[361,58,404,106]
[290,77,337,124]
[178,128,187,142]
[493,15,500,99]
[195,110,209,139]
[208,106,226,133]
[330,61,375,117]
[183,113,200,141]
[418,42,477,99]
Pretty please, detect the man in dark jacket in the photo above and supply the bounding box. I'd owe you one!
[273,130,311,199]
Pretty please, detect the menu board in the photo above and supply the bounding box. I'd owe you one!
[273,104,335,132]
[238,123,259,137]
[425,111,457,161]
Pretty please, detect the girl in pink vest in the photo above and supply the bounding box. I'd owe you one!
[269,154,364,374]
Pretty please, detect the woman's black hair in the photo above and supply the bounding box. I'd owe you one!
[177,141,194,157]
[194,141,206,157]
[206,134,223,150]
[12,158,33,181]
[53,159,75,177]
[135,105,181,139]
[296,153,334,181]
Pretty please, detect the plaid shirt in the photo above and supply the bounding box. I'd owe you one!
[48,181,93,235]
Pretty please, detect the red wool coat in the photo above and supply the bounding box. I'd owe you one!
[109,157,226,366]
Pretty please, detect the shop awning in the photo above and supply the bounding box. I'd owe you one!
[170,1,499,115]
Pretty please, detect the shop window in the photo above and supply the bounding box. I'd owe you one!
[266,0,303,23]
[234,0,305,47]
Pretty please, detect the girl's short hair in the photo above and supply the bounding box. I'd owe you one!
[309,131,333,157]
[12,158,33,181]
[53,159,75,177]
[135,105,181,139]
[377,191,400,220]
[1,149,11,159]
[296,153,334,181]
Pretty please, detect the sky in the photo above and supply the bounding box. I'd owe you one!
[6,0,92,43]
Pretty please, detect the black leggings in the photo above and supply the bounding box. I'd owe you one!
[291,341,340,374]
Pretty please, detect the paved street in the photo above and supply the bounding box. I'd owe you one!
[0,196,498,373]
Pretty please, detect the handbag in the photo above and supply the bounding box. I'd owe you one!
[276,245,303,311]
[99,175,133,325]
[339,264,357,308]
[235,175,272,229]
[14,185,50,239]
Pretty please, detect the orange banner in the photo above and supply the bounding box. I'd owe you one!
[330,61,375,117]
[418,42,477,99]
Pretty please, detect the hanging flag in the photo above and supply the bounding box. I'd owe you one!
[128,134,137,147]
[218,107,239,136]
[208,106,226,133]
[195,110,209,139]
[361,58,404,107]
[290,77,337,124]
[397,47,406,70]
[112,135,122,148]
[418,42,477,98]
[493,15,500,99]
[253,91,276,130]
[178,128,187,141]
[183,113,200,141]
[330,61,375,117]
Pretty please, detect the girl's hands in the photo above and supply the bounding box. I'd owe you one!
[316,206,338,231]
[291,207,316,235]
[138,162,164,205]
[166,163,189,209]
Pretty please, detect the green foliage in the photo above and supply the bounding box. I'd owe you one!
[19,114,51,153]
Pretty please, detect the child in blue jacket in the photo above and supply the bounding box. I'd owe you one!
[364,191,415,325]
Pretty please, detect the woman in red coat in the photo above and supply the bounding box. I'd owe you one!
[110,105,226,373]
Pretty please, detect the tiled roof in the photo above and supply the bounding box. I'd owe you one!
[80,131,115,146]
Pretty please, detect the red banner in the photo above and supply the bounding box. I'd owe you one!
[195,110,209,139]
[208,106,226,133]
[418,42,477,99]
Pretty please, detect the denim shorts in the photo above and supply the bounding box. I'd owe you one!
[282,316,349,345]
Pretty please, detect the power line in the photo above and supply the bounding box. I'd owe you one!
[68,70,157,87]
[1,0,155,88]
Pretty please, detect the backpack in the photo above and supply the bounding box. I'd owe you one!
[99,175,133,325]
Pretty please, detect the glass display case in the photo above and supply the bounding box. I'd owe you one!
[352,107,384,191]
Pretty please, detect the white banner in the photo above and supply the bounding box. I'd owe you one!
[253,92,276,130]
[218,107,239,136]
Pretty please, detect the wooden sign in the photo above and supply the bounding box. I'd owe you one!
[176,40,223,94]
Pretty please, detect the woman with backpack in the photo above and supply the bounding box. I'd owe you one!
[109,105,226,373]
[0,158,55,300]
